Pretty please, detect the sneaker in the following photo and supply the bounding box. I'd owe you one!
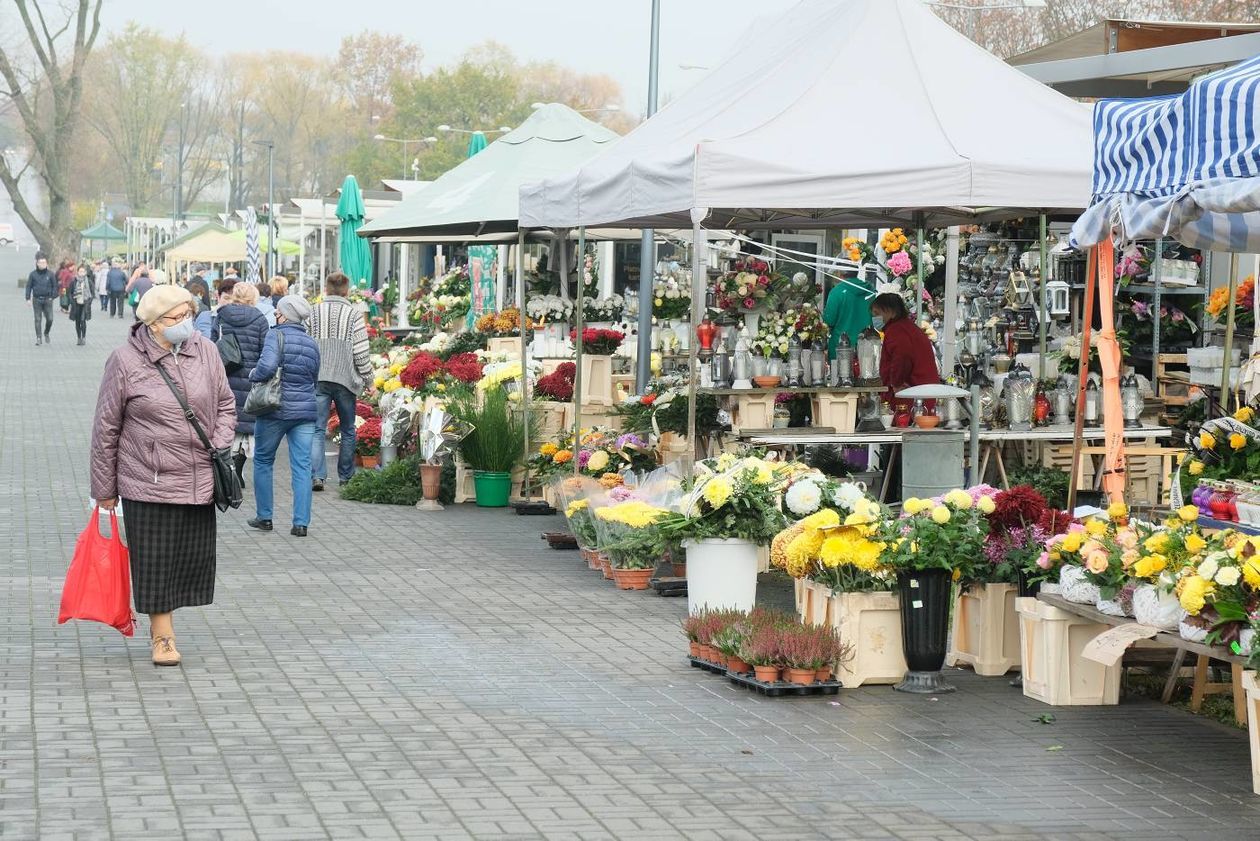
[43,334,50,343]
[339,479,351,487]
[312,479,324,492]
[247,518,273,531]
[290,526,308,537]
[34,338,41,346]
[152,636,181,667]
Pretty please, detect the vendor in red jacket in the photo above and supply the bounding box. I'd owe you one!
[871,292,938,407]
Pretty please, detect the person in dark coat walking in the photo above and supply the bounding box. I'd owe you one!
[68,264,94,345]
[214,281,270,485]
[25,252,58,345]
[105,260,129,318]
[248,295,320,537]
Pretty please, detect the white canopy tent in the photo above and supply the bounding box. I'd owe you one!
[518,0,1095,470]
[518,0,1093,232]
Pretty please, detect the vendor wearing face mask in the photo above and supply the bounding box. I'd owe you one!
[89,284,237,667]
[870,292,938,407]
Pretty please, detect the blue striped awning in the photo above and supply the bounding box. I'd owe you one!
[1073,54,1260,250]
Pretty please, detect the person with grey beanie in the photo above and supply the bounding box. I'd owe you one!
[247,295,321,537]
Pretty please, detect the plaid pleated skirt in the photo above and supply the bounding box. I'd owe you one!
[120,498,217,614]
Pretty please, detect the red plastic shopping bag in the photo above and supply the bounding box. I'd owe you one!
[58,507,135,637]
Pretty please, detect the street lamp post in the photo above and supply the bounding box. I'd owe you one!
[253,139,275,280]
[373,134,437,180]
[175,102,186,222]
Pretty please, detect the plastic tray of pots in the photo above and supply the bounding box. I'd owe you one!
[730,665,842,697]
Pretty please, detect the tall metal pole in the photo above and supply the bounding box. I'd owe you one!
[518,230,532,496]
[401,140,408,181]
[635,0,662,392]
[685,211,707,475]
[1038,213,1048,375]
[175,103,185,223]
[266,144,275,281]
[914,221,925,321]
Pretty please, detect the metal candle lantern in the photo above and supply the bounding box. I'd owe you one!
[711,338,732,388]
[834,332,855,386]
[856,327,882,385]
[732,328,753,389]
[800,345,814,386]
[1121,373,1143,428]
[972,369,997,429]
[1004,364,1035,432]
[855,391,885,432]
[1052,376,1072,425]
[786,335,803,387]
[1084,378,1101,428]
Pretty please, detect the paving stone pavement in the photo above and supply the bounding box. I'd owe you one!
[4,295,1260,841]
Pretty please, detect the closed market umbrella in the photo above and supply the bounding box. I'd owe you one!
[245,206,261,284]
[466,131,488,158]
[336,175,373,289]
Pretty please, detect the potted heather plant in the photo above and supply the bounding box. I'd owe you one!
[878,489,990,694]
[741,624,783,683]
[712,622,752,674]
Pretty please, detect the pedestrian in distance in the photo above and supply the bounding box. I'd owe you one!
[309,271,373,491]
[194,278,236,338]
[254,280,276,326]
[68,263,94,346]
[105,259,128,318]
[25,251,58,345]
[125,262,153,320]
[93,260,109,311]
[56,258,75,313]
[248,295,320,537]
[216,281,269,486]
[187,277,212,312]
[90,284,236,667]
[269,275,288,308]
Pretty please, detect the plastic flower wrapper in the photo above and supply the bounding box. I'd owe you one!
[418,406,473,465]
[556,476,606,551]
[591,483,671,570]
[378,387,419,448]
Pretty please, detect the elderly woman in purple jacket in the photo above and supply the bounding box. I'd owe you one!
[90,285,236,667]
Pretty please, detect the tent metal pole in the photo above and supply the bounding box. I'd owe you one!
[941,226,960,373]
[567,230,581,477]
[1067,246,1097,514]
[686,211,706,477]
[517,229,531,497]
[635,0,662,393]
[1038,214,1048,377]
[1222,252,1240,404]
[915,222,925,321]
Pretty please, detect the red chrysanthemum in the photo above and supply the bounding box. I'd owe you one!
[355,400,375,419]
[536,364,576,401]
[398,352,443,389]
[990,485,1048,531]
[1038,507,1075,536]
[444,352,483,384]
[356,416,382,443]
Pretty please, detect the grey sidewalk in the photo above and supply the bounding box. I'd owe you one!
[2,295,1260,840]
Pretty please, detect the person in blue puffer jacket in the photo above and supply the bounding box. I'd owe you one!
[247,295,321,537]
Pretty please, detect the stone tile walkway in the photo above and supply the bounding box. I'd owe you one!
[3,296,1260,840]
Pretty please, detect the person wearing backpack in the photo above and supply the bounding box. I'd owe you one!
[211,281,269,487]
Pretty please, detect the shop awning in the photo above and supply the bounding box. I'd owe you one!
[1071,54,1260,251]
[80,220,126,241]
[518,0,1093,231]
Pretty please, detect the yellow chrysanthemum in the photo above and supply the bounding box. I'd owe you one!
[786,528,825,568]
[771,523,805,573]
[1243,555,1260,589]
[931,506,950,524]
[703,477,733,509]
[383,378,403,393]
[540,443,558,456]
[977,495,996,514]
[1107,501,1128,520]
[798,509,841,531]
[1084,518,1108,537]
[565,500,589,517]
[1230,433,1248,451]
[1177,574,1210,615]
[944,489,973,510]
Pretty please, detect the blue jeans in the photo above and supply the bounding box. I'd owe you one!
[315,382,357,482]
[253,417,316,527]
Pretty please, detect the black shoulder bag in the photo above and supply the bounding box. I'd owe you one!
[153,361,243,513]
[214,316,244,374]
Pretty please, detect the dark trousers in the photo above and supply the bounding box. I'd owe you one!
[314,382,358,483]
[70,303,89,340]
[99,293,108,310]
[108,291,125,317]
[31,297,53,339]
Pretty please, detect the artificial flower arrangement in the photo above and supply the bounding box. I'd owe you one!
[1120,296,1197,347]
[1179,406,1260,498]
[526,294,573,324]
[1048,506,1137,613]
[408,266,472,328]
[751,311,791,359]
[1206,274,1255,330]
[1172,526,1259,646]
[1114,243,1150,285]
[474,307,530,337]
[781,304,829,349]
[877,489,992,579]
[582,294,624,323]
[652,271,690,321]
[655,456,788,547]
[576,428,657,478]
[712,257,784,315]
[569,327,625,356]
[1055,331,1135,375]
[841,235,874,266]
[877,228,940,288]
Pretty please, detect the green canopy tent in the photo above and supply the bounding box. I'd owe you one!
[336,175,373,289]
[79,220,126,259]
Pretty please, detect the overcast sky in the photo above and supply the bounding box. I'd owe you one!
[101,0,802,113]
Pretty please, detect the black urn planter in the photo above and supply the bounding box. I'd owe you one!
[894,568,955,694]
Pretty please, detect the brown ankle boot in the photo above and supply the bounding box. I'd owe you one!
[152,635,181,667]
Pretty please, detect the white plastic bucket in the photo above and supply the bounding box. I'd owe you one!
[684,537,759,614]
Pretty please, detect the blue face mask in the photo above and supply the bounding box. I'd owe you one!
[870,315,885,331]
[161,317,196,346]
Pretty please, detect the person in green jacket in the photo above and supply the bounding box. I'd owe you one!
[822,272,873,359]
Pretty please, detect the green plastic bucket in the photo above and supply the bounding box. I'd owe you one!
[472,471,512,507]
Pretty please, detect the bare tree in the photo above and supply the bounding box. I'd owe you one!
[336,31,421,127]
[0,0,104,256]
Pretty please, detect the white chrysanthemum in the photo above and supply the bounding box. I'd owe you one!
[785,480,823,517]
[834,482,866,512]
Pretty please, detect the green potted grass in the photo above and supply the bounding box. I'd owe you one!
[448,386,531,507]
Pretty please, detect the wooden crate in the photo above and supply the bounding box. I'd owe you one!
[578,354,614,406]
[733,394,776,431]
[795,579,832,625]
[1017,597,1119,706]
[947,583,1021,676]
[486,337,523,357]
